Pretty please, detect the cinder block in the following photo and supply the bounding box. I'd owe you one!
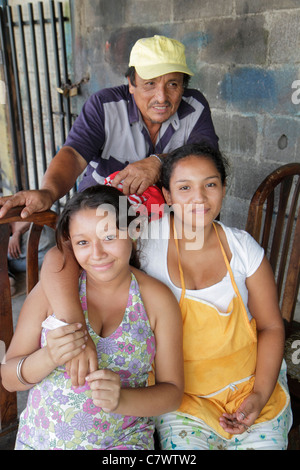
[191,65,228,110]
[213,111,258,156]
[82,0,127,28]
[200,16,268,65]
[262,116,300,163]
[173,0,233,20]
[269,10,300,64]
[236,0,300,15]
[218,65,300,115]
[221,196,250,230]
[230,158,279,201]
[125,0,172,24]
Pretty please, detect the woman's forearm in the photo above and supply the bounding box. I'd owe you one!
[40,246,84,324]
[253,325,285,405]
[87,368,183,417]
[1,347,55,393]
[246,257,286,407]
[116,382,183,417]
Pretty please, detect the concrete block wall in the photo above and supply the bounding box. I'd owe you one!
[72,0,300,230]
[2,1,299,319]
[72,0,300,320]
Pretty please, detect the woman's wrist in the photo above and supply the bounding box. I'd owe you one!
[251,387,272,412]
[21,348,56,386]
[16,356,36,386]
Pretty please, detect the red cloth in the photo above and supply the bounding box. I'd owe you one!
[104,171,165,220]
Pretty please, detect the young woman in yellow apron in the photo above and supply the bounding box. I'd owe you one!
[141,143,292,450]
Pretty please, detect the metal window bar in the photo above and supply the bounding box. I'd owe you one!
[38,1,56,160]
[57,1,71,135]
[17,4,39,189]
[49,0,67,150]
[0,0,73,207]
[28,2,47,175]
[0,7,23,190]
[7,6,29,189]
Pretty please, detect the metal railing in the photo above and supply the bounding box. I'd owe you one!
[0,1,73,197]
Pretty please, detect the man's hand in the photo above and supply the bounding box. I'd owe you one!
[111,155,161,195]
[0,189,54,219]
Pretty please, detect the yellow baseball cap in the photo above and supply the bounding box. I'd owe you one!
[129,35,194,79]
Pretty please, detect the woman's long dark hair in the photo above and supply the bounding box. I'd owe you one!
[161,142,229,190]
[56,184,140,269]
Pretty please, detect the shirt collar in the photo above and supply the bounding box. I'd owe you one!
[128,92,140,125]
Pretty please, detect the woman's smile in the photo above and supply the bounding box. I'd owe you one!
[69,208,133,283]
[162,155,225,232]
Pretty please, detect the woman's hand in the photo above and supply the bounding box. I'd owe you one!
[219,392,265,434]
[65,334,98,387]
[46,323,88,368]
[86,369,121,412]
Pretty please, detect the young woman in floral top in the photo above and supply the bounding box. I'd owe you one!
[1,185,183,450]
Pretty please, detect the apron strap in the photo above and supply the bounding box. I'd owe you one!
[173,220,257,339]
[173,220,237,297]
[212,223,257,340]
[175,219,244,301]
[173,222,186,303]
[212,223,241,300]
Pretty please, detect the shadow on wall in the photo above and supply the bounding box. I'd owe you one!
[104,27,159,76]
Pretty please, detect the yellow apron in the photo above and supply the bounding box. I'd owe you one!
[175,223,289,440]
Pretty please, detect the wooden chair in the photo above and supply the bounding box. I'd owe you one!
[0,206,57,440]
[245,162,300,449]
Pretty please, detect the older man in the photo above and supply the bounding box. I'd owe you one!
[0,35,218,218]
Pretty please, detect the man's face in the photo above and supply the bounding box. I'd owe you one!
[128,72,184,128]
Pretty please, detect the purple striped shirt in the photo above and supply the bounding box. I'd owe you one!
[64,84,219,191]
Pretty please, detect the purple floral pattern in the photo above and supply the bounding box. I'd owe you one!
[15,272,156,450]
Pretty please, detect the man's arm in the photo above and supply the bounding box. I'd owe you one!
[41,147,87,200]
[0,147,87,218]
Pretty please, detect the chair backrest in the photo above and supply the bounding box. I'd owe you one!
[0,206,57,435]
[245,163,300,323]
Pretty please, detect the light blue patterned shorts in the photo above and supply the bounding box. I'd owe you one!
[155,366,293,450]
[155,405,292,450]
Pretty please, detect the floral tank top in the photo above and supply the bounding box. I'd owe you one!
[15,272,156,450]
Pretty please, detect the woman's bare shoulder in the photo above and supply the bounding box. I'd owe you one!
[131,266,174,299]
